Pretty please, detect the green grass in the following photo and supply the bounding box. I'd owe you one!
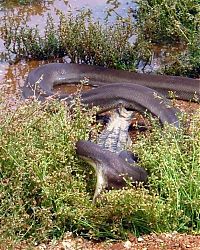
[0,93,199,247]
[0,0,200,247]
[134,114,200,232]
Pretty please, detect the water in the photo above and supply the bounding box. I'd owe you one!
[0,0,132,94]
[0,0,183,96]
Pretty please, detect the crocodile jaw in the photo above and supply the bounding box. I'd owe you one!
[79,156,107,203]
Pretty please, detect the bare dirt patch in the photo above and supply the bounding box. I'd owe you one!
[33,232,200,250]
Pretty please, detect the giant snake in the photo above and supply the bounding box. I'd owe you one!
[22,63,200,202]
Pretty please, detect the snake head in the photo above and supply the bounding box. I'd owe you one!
[76,140,148,203]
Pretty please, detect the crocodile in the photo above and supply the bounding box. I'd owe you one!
[22,62,200,202]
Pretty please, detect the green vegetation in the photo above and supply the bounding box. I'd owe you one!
[2,10,143,70]
[136,0,200,44]
[161,39,200,78]
[0,93,199,247]
[0,0,200,247]
[0,95,98,246]
[107,0,200,76]
[0,0,42,5]
[134,0,200,77]
[2,0,199,76]
[134,114,200,233]
[108,0,200,44]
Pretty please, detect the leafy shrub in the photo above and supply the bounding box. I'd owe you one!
[107,0,200,76]
[161,38,200,78]
[2,9,142,70]
[126,0,199,44]
[2,1,199,75]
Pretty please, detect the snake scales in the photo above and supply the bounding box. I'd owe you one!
[23,63,200,202]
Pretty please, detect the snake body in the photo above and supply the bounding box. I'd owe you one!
[23,63,200,201]
[23,63,199,101]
